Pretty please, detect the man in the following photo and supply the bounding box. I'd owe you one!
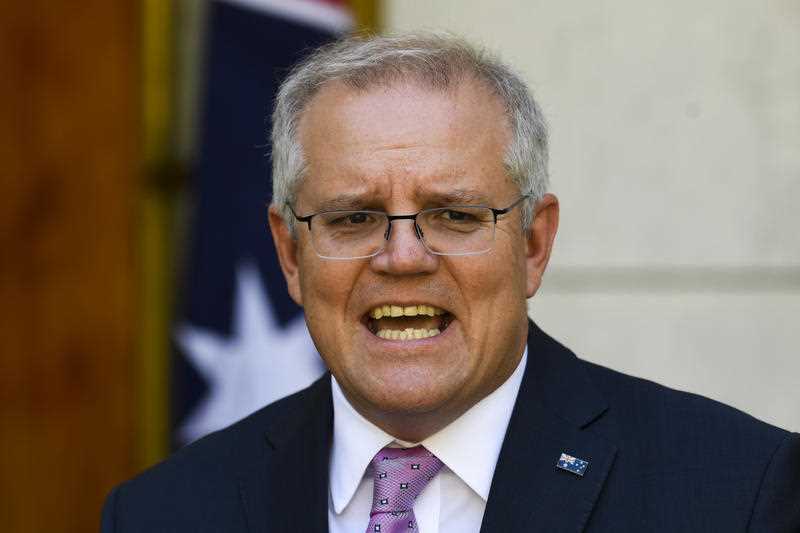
[102,33,800,532]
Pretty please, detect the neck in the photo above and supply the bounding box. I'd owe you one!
[366,410,460,444]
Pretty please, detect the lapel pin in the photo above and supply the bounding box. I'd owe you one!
[556,452,589,476]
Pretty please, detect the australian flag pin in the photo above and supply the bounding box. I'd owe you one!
[556,452,589,476]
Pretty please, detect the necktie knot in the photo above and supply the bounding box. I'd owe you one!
[366,445,443,532]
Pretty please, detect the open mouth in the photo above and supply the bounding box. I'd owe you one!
[364,304,453,341]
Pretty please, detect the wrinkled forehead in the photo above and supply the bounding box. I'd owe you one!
[294,78,514,210]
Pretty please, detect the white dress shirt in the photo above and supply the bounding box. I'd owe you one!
[328,348,527,533]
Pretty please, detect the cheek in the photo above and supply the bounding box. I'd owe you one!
[464,245,528,325]
[298,259,359,328]
[500,236,530,295]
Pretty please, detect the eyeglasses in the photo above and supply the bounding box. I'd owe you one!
[289,195,530,260]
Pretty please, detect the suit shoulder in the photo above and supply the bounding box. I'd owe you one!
[102,376,329,530]
[580,358,791,453]
[576,359,800,529]
[129,375,324,484]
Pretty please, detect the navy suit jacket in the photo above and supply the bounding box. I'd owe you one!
[102,322,800,532]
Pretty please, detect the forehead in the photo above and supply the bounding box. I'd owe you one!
[295,79,515,207]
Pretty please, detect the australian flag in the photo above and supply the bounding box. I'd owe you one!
[173,0,353,445]
[556,453,589,476]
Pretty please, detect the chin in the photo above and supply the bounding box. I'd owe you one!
[360,364,468,413]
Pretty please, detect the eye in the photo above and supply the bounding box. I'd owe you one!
[442,209,477,222]
[347,212,369,224]
[323,211,379,228]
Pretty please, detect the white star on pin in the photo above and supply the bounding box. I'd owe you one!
[176,261,325,443]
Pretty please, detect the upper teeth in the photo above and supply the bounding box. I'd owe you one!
[369,304,445,319]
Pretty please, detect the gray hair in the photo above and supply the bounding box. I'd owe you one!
[270,32,549,231]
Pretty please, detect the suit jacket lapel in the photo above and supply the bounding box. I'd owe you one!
[481,322,618,533]
[238,375,333,533]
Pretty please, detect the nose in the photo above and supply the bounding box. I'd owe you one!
[370,219,438,275]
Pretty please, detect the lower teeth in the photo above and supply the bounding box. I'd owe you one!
[377,328,441,340]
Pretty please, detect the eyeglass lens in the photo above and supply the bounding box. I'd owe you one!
[311,207,497,259]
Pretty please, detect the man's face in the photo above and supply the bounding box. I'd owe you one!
[270,79,557,438]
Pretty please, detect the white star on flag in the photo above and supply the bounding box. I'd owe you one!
[176,261,325,443]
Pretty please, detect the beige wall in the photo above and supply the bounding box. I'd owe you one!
[385,0,800,430]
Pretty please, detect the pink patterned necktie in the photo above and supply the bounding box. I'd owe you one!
[365,445,444,533]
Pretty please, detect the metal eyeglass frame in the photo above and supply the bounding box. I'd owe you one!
[288,195,530,260]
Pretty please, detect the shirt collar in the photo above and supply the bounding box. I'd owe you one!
[330,347,527,513]
[329,377,395,514]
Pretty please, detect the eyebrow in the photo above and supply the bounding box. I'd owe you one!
[313,193,374,212]
[421,188,491,206]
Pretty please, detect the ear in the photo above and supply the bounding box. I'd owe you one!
[525,193,559,298]
[268,205,304,306]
